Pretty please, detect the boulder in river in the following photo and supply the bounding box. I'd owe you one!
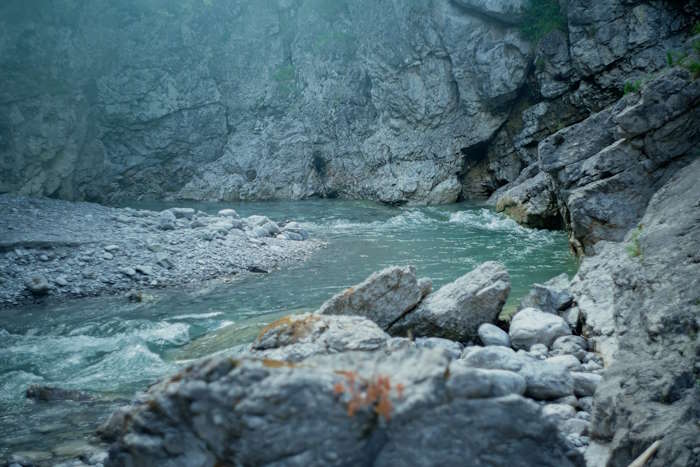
[318,265,424,330]
[26,385,94,402]
[24,276,51,296]
[389,261,510,342]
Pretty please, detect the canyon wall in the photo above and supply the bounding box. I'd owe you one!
[2,0,695,206]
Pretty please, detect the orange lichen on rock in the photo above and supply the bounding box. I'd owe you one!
[256,314,320,342]
[333,371,403,422]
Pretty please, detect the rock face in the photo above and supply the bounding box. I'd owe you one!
[0,0,531,205]
[318,266,423,330]
[389,261,510,342]
[104,346,581,467]
[573,158,700,467]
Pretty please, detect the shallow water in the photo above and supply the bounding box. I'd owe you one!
[0,200,577,459]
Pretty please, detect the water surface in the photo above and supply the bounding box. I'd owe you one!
[0,200,577,459]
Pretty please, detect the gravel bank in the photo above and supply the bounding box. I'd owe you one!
[0,195,320,308]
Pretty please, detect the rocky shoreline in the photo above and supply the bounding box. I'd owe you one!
[93,262,600,467]
[0,195,319,308]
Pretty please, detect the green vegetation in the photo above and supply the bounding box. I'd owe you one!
[623,79,642,95]
[519,0,567,42]
[626,225,643,259]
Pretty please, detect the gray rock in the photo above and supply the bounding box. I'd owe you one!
[103,346,580,467]
[542,403,577,425]
[452,0,527,24]
[493,171,561,229]
[101,252,114,260]
[509,308,571,350]
[519,273,574,314]
[570,372,602,397]
[53,275,69,287]
[134,265,153,276]
[104,245,120,252]
[521,361,574,400]
[528,343,549,359]
[478,323,511,347]
[577,397,593,413]
[26,385,94,402]
[25,276,51,295]
[447,363,527,398]
[546,355,582,372]
[390,261,510,342]
[462,345,530,373]
[155,253,175,270]
[551,335,588,361]
[281,221,309,240]
[318,265,423,331]
[170,208,195,219]
[578,160,700,465]
[251,313,390,363]
[157,211,177,231]
[417,277,432,298]
[414,337,463,360]
[217,209,239,218]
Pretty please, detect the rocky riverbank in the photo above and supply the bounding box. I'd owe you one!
[92,262,602,467]
[0,195,319,308]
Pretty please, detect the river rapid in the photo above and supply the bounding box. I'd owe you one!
[0,200,577,460]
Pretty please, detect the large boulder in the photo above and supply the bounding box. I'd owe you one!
[509,308,571,350]
[103,346,582,467]
[493,171,562,229]
[389,262,510,342]
[251,313,390,363]
[318,266,424,330]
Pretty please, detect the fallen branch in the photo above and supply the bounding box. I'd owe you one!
[628,440,661,467]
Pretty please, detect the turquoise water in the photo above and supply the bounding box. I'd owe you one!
[0,200,577,459]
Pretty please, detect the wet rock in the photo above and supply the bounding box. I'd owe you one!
[280,221,309,240]
[478,323,511,347]
[155,252,175,270]
[493,171,561,229]
[509,308,571,350]
[26,385,94,402]
[25,276,51,295]
[318,265,423,330]
[528,343,549,360]
[53,275,69,287]
[390,261,510,342]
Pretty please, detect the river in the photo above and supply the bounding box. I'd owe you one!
[0,200,577,460]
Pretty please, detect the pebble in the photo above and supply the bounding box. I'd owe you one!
[102,253,114,260]
[478,323,511,347]
[104,245,120,252]
[54,276,69,287]
[134,265,153,276]
[39,254,49,262]
[119,267,136,277]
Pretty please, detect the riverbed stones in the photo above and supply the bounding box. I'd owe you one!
[0,194,316,307]
[169,207,195,219]
[478,323,511,347]
[24,276,51,295]
[318,265,424,330]
[157,210,176,231]
[389,261,510,342]
[509,308,571,350]
[414,337,463,360]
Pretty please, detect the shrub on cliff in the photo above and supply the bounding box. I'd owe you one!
[519,0,567,42]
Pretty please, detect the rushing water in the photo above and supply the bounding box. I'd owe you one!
[0,200,577,460]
